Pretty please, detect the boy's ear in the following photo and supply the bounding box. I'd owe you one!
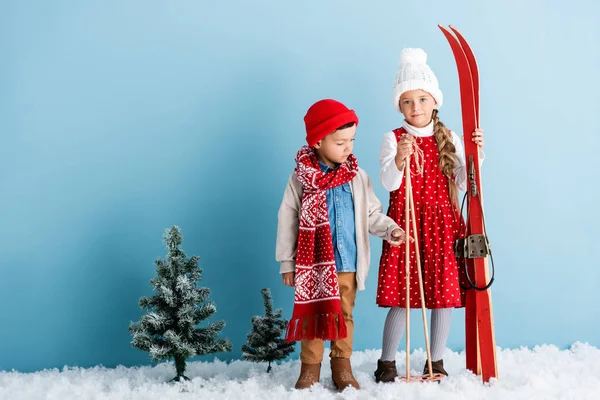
[313,140,322,149]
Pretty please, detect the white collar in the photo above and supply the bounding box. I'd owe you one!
[402,120,434,137]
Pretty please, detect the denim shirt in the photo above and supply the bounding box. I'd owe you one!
[319,161,357,272]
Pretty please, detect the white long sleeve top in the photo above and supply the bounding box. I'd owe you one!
[379,120,484,192]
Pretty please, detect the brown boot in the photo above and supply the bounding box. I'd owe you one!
[374,359,398,383]
[330,357,360,391]
[294,362,321,389]
[423,359,448,376]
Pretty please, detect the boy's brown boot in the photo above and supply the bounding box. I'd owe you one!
[330,357,360,391]
[294,362,321,389]
[423,359,448,376]
[374,359,398,383]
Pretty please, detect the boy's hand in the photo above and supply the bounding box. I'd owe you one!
[282,272,295,287]
[388,228,413,247]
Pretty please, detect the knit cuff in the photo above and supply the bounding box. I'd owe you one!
[279,261,295,274]
[386,223,402,241]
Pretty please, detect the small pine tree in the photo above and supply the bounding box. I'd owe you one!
[129,226,232,382]
[241,288,295,372]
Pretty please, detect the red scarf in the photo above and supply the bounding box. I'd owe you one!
[285,146,358,342]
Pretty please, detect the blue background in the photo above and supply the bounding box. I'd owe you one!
[1,0,598,372]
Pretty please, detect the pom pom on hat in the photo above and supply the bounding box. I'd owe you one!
[398,48,428,66]
[393,48,443,112]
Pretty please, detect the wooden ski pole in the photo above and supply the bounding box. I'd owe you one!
[403,155,412,380]
[398,143,444,383]
[408,183,434,378]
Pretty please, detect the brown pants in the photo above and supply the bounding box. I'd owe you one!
[300,272,357,364]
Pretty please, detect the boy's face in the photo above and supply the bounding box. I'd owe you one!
[314,125,356,168]
[399,89,437,128]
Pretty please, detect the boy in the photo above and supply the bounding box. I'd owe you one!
[276,99,408,391]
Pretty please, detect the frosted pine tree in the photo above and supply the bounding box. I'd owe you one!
[241,288,295,372]
[129,226,232,382]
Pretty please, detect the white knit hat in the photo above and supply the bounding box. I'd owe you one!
[392,48,443,112]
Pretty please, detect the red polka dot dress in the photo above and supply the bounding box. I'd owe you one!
[376,128,467,309]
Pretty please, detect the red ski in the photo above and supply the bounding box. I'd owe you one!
[438,24,498,383]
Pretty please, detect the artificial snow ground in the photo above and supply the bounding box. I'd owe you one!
[1,343,599,400]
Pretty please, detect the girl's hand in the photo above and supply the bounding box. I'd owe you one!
[388,229,413,247]
[396,135,414,161]
[472,128,484,148]
[282,272,295,287]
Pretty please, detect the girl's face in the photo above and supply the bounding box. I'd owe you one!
[314,125,356,168]
[399,89,437,128]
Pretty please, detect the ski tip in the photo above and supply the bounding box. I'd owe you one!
[438,24,450,33]
[449,25,462,34]
[438,24,455,38]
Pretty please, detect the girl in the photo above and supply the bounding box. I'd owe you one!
[373,48,484,382]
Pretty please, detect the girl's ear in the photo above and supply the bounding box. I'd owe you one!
[314,140,322,149]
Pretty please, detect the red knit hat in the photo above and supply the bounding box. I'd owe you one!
[304,99,359,147]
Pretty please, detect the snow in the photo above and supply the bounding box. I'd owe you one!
[1,343,599,400]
